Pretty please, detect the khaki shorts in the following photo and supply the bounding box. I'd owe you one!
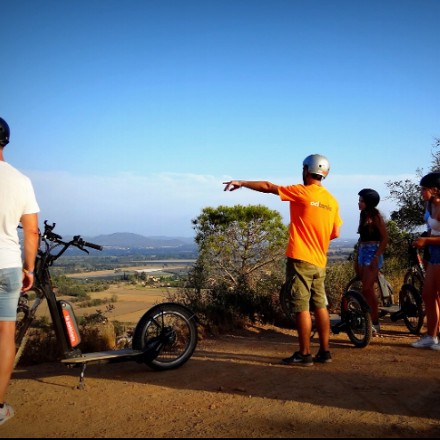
[285,258,328,313]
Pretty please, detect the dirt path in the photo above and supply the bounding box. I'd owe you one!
[2,321,440,438]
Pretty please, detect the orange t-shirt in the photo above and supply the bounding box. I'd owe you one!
[278,184,343,268]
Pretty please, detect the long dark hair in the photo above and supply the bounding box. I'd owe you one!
[358,207,380,234]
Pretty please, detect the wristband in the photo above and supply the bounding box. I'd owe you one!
[23,269,35,275]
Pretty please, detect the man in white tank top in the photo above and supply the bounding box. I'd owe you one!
[0,118,39,425]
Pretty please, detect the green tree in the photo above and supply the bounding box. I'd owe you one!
[387,138,440,232]
[192,205,288,290]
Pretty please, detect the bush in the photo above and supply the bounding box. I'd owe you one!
[325,260,355,310]
[173,278,286,334]
[16,309,119,366]
[80,321,116,352]
[174,259,360,333]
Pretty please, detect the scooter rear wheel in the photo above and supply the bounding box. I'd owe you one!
[342,291,372,348]
[279,279,296,325]
[132,303,198,371]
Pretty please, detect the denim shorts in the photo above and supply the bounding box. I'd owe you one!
[0,267,22,321]
[358,243,384,269]
[429,245,440,265]
[286,258,327,313]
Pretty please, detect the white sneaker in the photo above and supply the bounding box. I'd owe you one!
[411,335,439,348]
[431,343,440,351]
[0,403,14,425]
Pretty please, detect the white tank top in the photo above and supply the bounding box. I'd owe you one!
[427,215,440,236]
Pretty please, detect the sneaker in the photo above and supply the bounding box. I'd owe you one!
[411,335,439,348]
[431,343,440,351]
[314,350,333,364]
[281,351,314,367]
[0,403,14,425]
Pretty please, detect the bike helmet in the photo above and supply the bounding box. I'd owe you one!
[420,172,440,190]
[0,117,10,147]
[303,154,330,178]
[358,188,380,208]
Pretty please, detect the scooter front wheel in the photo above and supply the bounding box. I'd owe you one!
[132,303,198,371]
[342,291,372,348]
[399,284,424,335]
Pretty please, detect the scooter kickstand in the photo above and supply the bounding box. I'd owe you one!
[76,363,87,390]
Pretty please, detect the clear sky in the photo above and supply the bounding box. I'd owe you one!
[1,0,439,238]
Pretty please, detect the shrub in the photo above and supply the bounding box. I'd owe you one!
[175,259,360,333]
[325,260,355,310]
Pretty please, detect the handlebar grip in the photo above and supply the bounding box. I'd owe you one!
[84,241,103,251]
[49,232,63,241]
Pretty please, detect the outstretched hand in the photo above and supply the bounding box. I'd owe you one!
[223,181,242,192]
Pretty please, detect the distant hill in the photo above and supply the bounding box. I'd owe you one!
[78,233,355,251]
[85,232,194,249]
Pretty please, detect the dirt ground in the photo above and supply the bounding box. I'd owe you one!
[1,318,440,438]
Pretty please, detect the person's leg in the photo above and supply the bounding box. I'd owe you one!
[437,296,440,336]
[360,266,379,325]
[311,266,330,353]
[314,307,330,352]
[284,259,313,362]
[0,321,16,403]
[0,268,22,405]
[296,311,312,355]
[424,265,440,338]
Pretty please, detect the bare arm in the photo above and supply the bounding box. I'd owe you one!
[375,214,389,257]
[223,180,279,195]
[413,235,440,248]
[20,213,39,292]
[368,214,388,269]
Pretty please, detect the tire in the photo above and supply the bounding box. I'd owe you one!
[342,291,372,348]
[279,279,296,325]
[403,269,424,295]
[345,277,362,293]
[132,303,198,371]
[399,284,424,335]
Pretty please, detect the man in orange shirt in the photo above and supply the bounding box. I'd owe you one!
[224,154,342,366]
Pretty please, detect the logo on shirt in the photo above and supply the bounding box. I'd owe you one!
[310,201,332,212]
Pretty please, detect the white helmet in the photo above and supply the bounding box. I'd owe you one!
[303,154,330,179]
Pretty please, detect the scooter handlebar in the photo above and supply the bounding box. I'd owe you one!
[83,241,103,251]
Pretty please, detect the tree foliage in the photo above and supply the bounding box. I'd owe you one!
[387,177,425,231]
[192,205,288,290]
[387,138,440,232]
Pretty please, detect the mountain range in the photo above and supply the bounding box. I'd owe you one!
[84,232,195,249]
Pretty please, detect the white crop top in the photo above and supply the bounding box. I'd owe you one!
[428,215,440,236]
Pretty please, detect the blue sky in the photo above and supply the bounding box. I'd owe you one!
[1,0,439,238]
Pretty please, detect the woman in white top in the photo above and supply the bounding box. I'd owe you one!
[411,172,440,349]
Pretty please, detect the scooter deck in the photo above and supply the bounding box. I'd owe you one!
[379,305,400,314]
[329,313,341,323]
[61,349,143,364]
